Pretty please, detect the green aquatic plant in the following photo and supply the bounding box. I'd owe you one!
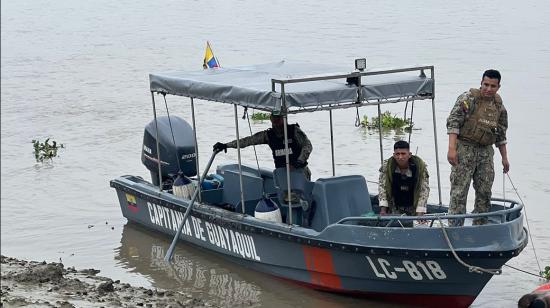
[32,138,64,162]
[361,111,413,131]
[542,266,550,280]
[251,112,270,121]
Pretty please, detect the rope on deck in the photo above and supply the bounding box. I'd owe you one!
[437,217,502,275]
[506,173,543,275]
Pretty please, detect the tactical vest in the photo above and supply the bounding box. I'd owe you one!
[459,88,503,146]
[384,156,426,215]
[267,124,301,168]
[391,162,417,210]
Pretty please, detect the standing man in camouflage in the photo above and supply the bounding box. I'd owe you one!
[446,69,510,226]
[213,113,313,180]
[378,140,430,224]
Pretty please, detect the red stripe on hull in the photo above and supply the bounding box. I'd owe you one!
[302,245,341,289]
[279,276,475,308]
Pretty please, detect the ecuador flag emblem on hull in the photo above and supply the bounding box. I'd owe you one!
[125,193,138,213]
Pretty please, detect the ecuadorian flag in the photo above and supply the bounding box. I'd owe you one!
[125,193,138,213]
[203,41,220,69]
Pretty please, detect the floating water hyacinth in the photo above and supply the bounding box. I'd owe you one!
[542,266,550,280]
[251,112,270,121]
[32,138,64,162]
[361,111,414,131]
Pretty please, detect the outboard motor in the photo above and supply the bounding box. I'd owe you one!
[142,116,197,189]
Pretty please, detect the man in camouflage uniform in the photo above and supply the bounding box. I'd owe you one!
[213,113,313,180]
[378,140,430,223]
[446,69,510,226]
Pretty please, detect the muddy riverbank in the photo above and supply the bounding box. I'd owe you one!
[0,255,220,308]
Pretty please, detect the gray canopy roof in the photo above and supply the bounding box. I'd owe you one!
[149,61,433,113]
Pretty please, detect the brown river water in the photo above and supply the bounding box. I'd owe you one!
[2,0,549,307]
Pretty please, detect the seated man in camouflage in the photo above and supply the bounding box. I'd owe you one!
[213,113,312,180]
[378,141,430,222]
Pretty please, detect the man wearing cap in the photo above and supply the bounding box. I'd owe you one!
[213,113,313,180]
[378,140,430,220]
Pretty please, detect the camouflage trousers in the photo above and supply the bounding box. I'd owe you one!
[448,140,495,226]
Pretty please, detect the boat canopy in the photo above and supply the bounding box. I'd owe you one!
[149,60,434,113]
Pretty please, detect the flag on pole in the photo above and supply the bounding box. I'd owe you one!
[203,41,220,69]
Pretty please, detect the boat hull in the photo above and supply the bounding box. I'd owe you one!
[111,175,527,308]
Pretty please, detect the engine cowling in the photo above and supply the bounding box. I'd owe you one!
[142,116,197,187]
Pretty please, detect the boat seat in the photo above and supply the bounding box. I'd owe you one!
[222,169,263,215]
[310,175,373,232]
[217,163,261,176]
[272,168,314,225]
[273,167,313,203]
[217,163,276,195]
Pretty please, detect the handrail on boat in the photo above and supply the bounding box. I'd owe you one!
[335,200,523,226]
[270,65,435,114]
[271,65,434,85]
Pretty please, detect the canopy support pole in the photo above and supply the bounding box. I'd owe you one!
[280,83,293,227]
[234,104,246,213]
[162,95,183,173]
[408,100,415,145]
[190,97,201,201]
[377,103,384,166]
[431,88,442,204]
[329,109,335,176]
[151,92,163,191]
[283,115,293,226]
